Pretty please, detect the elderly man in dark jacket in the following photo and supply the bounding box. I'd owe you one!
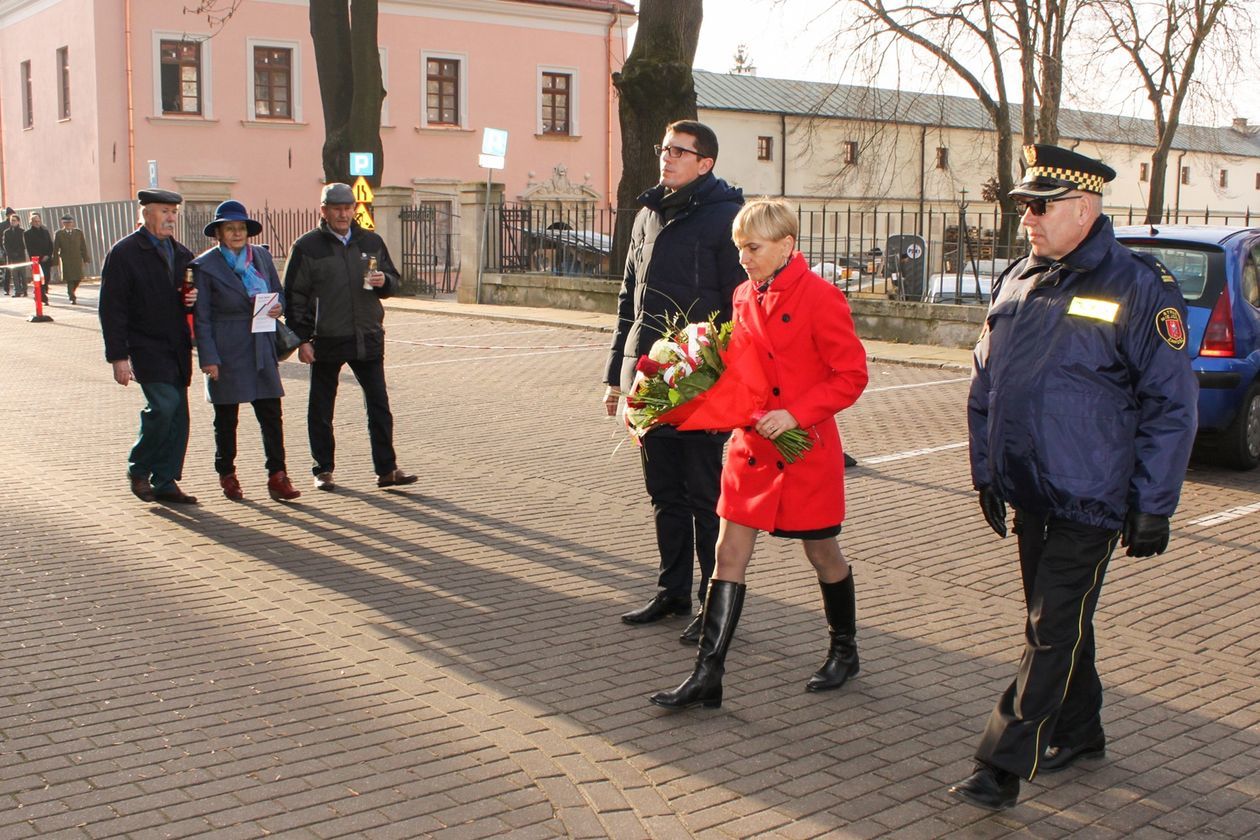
[99,189,199,504]
[24,212,54,304]
[284,182,416,492]
[602,120,744,642]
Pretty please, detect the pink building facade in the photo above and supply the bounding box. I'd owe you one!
[0,0,632,214]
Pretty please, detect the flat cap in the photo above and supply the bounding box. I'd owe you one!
[137,188,184,205]
[1011,144,1116,199]
[60,214,73,222]
[321,182,355,205]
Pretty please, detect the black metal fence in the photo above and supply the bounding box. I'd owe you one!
[179,204,320,260]
[489,200,1260,306]
[400,203,457,296]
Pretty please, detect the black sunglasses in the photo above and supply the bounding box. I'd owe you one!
[654,144,706,160]
[1017,195,1084,216]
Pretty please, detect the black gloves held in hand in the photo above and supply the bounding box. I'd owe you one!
[977,485,1007,538]
[1121,511,1170,557]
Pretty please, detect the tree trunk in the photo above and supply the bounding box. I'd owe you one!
[310,0,384,187]
[1147,144,1172,224]
[610,0,702,266]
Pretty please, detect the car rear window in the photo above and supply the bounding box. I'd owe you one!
[1122,244,1214,302]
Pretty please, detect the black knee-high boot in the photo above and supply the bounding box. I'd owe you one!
[805,573,859,692]
[650,579,745,709]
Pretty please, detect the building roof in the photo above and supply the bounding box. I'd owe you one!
[694,69,1260,158]
[510,0,635,13]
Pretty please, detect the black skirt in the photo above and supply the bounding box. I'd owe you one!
[770,523,842,540]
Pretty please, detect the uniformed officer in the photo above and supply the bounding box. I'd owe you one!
[948,145,1198,810]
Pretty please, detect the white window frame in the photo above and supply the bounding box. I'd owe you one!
[420,50,468,129]
[152,30,213,119]
[246,38,302,122]
[537,65,579,136]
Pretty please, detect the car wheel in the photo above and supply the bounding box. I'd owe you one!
[1222,381,1260,471]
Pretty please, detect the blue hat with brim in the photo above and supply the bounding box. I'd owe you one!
[204,200,262,237]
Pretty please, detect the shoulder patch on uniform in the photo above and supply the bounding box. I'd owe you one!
[1156,307,1187,350]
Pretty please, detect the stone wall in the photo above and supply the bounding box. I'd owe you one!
[473,272,985,348]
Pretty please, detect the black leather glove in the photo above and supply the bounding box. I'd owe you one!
[1121,512,1170,557]
[977,485,1007,538]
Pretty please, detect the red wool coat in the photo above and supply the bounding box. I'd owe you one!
[717,253,868,532]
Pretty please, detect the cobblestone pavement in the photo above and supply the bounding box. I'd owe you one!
[2,287,1258,839]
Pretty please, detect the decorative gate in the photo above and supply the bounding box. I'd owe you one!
[399,202,457,296]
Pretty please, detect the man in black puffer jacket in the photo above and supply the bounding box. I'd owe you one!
[284,182,417,493]
[603,120,744,643]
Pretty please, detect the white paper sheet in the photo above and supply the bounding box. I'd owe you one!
[252,292,279,333]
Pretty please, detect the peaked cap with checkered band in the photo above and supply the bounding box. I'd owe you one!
[1010,144,1116,199]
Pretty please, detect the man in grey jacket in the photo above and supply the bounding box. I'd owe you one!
[283,182,417,492]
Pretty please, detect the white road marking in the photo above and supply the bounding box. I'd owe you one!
[1186,502,1260,528]
[866,377,970,393]
[386,346,599,369]
[861,441,969,464]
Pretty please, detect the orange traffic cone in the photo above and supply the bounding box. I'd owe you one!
[29,256,52,323]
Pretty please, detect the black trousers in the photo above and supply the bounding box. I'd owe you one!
[976,510,1118,780]
[307,356,397,477]
[640,430,728,604]
[213,398,286,476]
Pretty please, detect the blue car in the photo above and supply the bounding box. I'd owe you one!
[1115,225,1260,470]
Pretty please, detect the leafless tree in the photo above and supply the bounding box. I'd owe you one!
[609,0,702,265]
[1083,0,1245,223]
[183,0,243,30]
[310,0,385,187]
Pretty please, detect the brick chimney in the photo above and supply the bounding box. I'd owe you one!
[1232,117,1248,131]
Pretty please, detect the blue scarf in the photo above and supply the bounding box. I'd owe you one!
[219,244,269,297]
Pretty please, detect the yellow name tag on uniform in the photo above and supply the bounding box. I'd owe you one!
[1067,297,1119,322]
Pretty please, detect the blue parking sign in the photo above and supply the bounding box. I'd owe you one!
[349,153,374,177]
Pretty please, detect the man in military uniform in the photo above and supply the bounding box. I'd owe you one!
[949,145,1197,810]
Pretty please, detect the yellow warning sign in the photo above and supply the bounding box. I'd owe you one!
[354,202,375,231]
[352,176,375,204]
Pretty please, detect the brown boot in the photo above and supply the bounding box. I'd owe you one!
[220,474,244,500]
[267,470,301,501]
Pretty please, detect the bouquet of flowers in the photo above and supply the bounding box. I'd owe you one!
[624,313,814,463]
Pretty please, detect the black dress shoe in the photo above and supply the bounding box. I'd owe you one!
[679,612,702,645]
[153,483,198,505]
[621,593,690,625]
[1041,733,1106,773]
[948,762,1019,810]
[128,472,155,502]
[378,468,418,487]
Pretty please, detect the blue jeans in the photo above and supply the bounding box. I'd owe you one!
[130,382,190,492]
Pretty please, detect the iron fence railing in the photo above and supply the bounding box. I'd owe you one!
[400,203,458,296]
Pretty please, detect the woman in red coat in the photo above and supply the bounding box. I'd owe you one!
[651,198,868,711]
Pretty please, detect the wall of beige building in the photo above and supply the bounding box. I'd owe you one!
[704,108,1260,220]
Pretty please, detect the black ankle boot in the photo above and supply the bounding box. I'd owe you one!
[805,573,859,692]
[650,580,745,710]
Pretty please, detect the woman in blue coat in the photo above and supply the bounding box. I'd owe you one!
[193,201,300,501]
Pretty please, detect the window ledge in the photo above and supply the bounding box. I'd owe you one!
[147,116,219,125]
[239,119,308,129]
[415,125,473,134]
[58,117,72,124]
[534,133,581,141]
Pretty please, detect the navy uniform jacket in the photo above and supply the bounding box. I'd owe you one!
[99,229,196,386]
[967,217,1198,530]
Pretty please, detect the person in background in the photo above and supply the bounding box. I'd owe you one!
[948,144,1197,810]
[603,120,744,645]
[3,211,29,297]
[99,189,199,505]
[283,182,417,492]
[24,211,54,304]
[53,214,91,305]
[650,197,868,711]
[193,200,301,503]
